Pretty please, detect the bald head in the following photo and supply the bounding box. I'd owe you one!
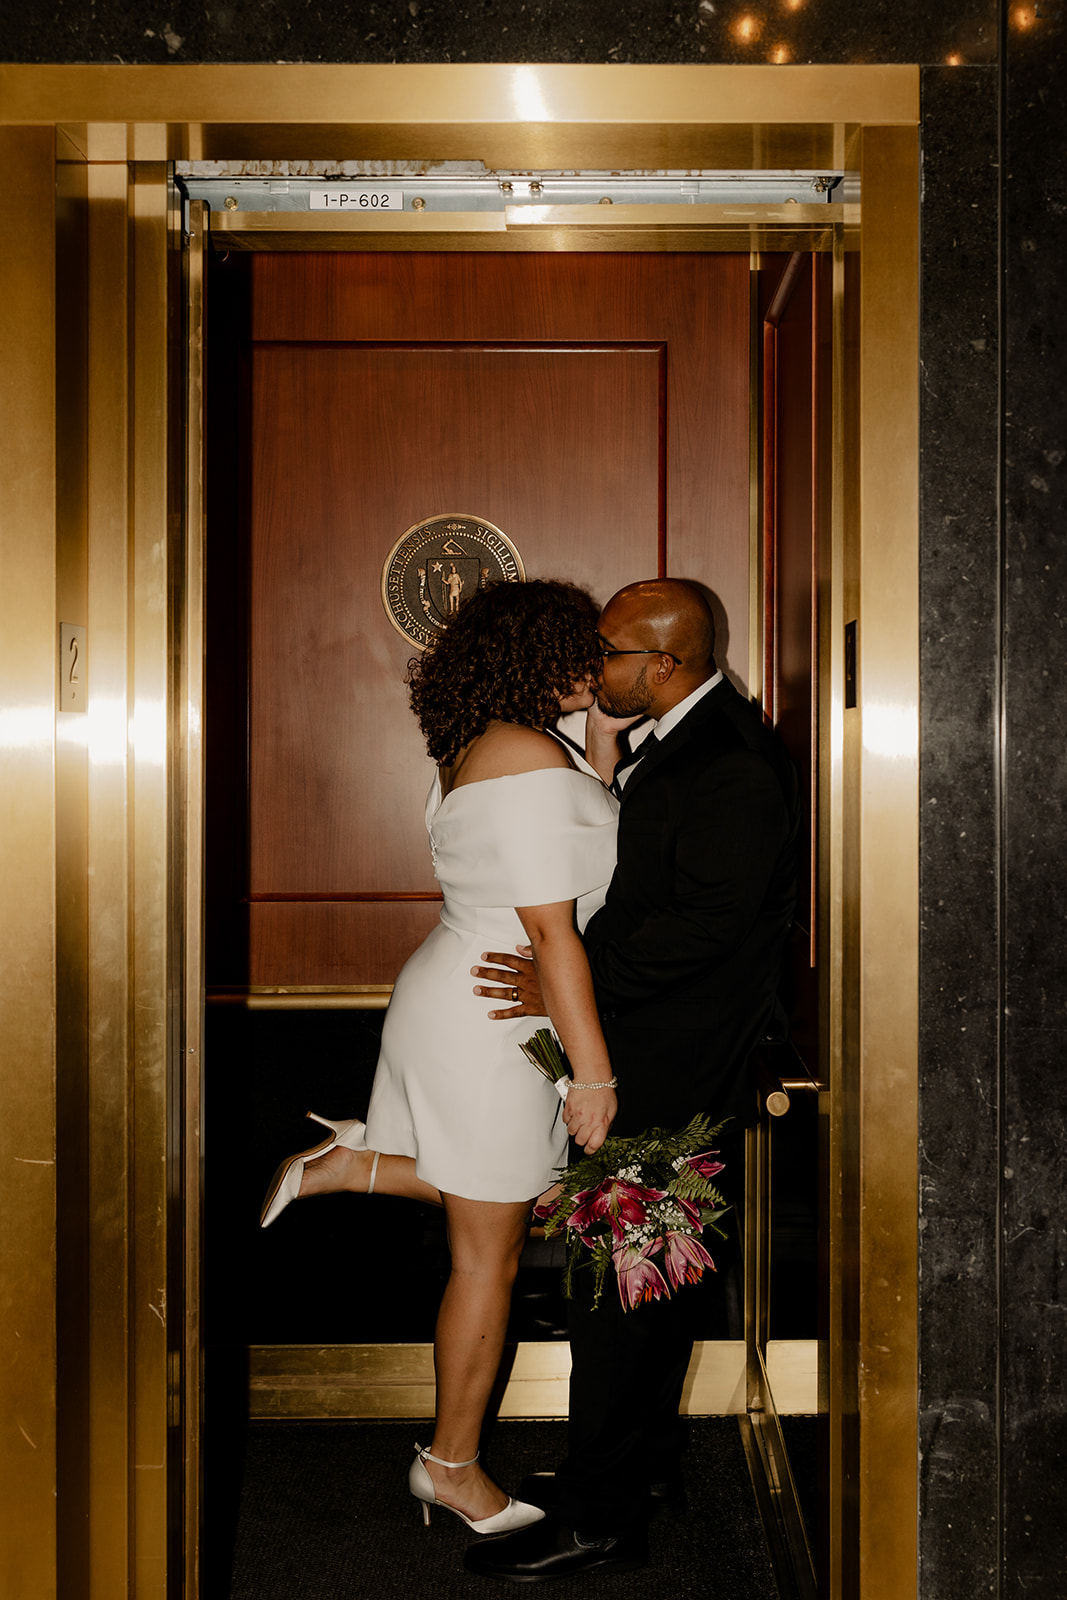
[596,579,718,718]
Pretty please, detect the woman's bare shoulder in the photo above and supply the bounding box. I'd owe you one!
[457,723,571,785]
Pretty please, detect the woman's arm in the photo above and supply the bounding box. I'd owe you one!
[516,899,617,1154]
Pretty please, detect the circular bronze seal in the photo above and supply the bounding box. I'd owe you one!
[381,514,526,649]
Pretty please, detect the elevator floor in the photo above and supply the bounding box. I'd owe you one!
[214,1417,779,1600]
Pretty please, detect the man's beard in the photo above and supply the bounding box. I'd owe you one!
[596,664,653,719]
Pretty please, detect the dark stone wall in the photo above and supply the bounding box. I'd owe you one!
[3,4,1063,1596]
[918,63,1003,1597]
[1000,8,1066,1593]
[0,0,998,68]
[918,11,1065,1598]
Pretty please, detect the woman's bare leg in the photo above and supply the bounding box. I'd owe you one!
[299,1145,442,1206]
[422,1192,533,1522]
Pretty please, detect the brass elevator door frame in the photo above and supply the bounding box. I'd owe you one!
[181,196,208,1598]
[0,64,918,1600]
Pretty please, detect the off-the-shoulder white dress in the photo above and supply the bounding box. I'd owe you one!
[363,764,619,1201]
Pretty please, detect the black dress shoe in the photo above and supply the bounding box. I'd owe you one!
[464,1513,649,1583]
[517,1469,687,1520]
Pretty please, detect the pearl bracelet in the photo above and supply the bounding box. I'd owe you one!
[568,1077,619,1091]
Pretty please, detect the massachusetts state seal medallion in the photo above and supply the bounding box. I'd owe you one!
[381,514,526,649]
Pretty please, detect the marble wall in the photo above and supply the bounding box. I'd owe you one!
[3,3,1063,1595]
[918,62,1003,1596]
[0,0,999,68]
[998,12,1065,1592]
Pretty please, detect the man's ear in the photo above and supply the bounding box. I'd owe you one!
[653,655,676,686]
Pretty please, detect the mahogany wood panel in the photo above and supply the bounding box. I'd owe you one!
[249,902,443,987]
[249,253,751,664]
[760,253,831,1065]
[247,342,662,897]
[214,251,751,986]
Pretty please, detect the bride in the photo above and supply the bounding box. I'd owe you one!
[260,579,624,1537]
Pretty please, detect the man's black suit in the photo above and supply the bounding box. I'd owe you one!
[558,675,799,1530]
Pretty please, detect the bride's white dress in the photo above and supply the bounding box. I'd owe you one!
[363,764,619,1201]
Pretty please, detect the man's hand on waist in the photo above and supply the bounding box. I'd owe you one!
[472,945,545,1019]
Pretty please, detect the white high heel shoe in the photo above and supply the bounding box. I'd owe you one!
[408,1444,546,1534]
[259,1111,381,1228]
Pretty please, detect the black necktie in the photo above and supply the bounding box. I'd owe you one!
[611,734,655,799]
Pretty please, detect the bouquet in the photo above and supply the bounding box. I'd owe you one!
[520,1029,730,1312]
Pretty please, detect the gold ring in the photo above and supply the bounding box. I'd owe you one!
[511,987,520,1003]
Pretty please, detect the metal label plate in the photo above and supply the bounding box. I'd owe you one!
[308,189,402,211]
[381,514,525,650]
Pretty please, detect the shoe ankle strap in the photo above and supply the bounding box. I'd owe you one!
[416,1443,480,1469]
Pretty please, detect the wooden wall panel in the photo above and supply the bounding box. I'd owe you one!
[249,901,443,986]
[210,250,751,986]
[246,343,662,896]
[248,253,751,680]
[760,252,831,1064]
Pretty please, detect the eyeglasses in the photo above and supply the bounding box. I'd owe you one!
[598,637,682,665]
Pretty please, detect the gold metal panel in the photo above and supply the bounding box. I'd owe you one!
[55,142,92,1600]
[212,210,844,255]
[128,158,173,1590]
[207,985,394,1010]
[56,121,88,161]
[766,1340,820,1415]
[2,63,918,130]
[855,123,920,1600]
[248,1340,816,1421]
[84,157,134,1598]
[213,209,505,243]
[508,202,854,230]
[0,124,59,1600]
[196,123,843,170]
[211,204,854,260]
[246,1340,817,1421]
[822,215,854,1600]
[181,196,208,1598]
[0,63,923,1600]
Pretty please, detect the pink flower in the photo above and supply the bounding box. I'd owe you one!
[685,1151,725,1181]
[661,1230,717,1291]
[567,1177,666,1244]
[613,1239,670,1310]
[674,1195,703,1230]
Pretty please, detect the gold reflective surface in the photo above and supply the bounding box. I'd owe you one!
[2,62,917,132]
[1,62,920,1600]
[55,141,92,1600]
[246,1339,817,1421]
[84,154,134,1597]
[0,124,59,1600]
[128,154,172,1594]
[180,194,208,1599]
[853,123,919,1600]
[212,202,854,254]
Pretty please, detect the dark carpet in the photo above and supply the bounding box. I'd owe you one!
[219,1418,779,1600]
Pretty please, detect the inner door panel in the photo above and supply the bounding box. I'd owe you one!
[210,251,750,989]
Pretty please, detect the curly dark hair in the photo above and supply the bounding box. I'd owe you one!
[408,579,602,765]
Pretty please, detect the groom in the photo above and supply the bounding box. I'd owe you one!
[466,578,799,1582]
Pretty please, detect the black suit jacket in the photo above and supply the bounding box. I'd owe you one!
[583,677,799,1135]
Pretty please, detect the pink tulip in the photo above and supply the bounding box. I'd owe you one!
[613,1239,670,1310]
[661,1230,717,1291]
